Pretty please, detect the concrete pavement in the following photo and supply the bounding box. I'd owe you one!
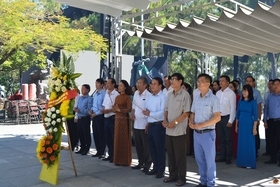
[0,121,279,187]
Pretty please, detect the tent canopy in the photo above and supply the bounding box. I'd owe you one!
[126,1,280,57]
[55,0,160,17]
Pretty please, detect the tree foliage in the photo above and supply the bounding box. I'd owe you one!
[0,0,107,71]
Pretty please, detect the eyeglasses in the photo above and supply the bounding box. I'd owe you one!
[171,78,178,81]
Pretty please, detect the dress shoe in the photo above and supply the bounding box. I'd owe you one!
[102,157,111,161]
[163,177,177,183]
[145,170,156,175]
[75,149,83,154]
[226,160,232,164]
[92,153,100,157]
[262,152,270,156]
[265,159,277,164]
[195,183,207,187]
[81,151,88,155]
[156,172,164,178]
[99,155,105,159]
[175,179,186,186]
[142,168,149,173]
[215,158,226,162]
[131,164,143,169]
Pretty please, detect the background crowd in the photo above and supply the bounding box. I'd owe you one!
[67,73,280,187]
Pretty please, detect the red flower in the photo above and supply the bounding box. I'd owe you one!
[52,144,58,151]
[50,156,55,161]
[46,147,53,154]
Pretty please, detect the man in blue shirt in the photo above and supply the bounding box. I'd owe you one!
[74,84,93,155]
[90,78,106,159]
[143,77,167,178]
[263,78,280,165]
[246,76,263,157]
[189,73,221,187]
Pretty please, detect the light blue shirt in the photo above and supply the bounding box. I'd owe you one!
[91,89,105,115]
[145,90,166,123]
[263,92,280,121]
[76,95,93,117]
[253,88,263,104]
[191,89,220,130]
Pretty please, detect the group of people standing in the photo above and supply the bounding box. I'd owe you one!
[67,72,280,187]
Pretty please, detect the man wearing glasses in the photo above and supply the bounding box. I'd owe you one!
[162,73,191,186]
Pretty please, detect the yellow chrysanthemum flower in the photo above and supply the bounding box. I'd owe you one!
[60,100,70,117]
[36,137,45,164]
[51,67,59,78]
[63,75,67,81]
[49,91,57,100]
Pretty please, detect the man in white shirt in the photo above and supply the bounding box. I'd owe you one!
[215,75,236,164]
[101,78,119,162]
[131,77,152,172]
[163,75,173,97]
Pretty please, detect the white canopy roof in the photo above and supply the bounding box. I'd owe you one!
[126,1,280,57]
[55,0,160,17]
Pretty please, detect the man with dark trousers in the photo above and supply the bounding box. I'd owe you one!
[143,77,167,178]
[90,78,106,159]
[263,78,280,165]
[131,77,152,172]
[101,78,119,162]
[216,75,236,164]
[75,84,93,155]
[162,73,191,186]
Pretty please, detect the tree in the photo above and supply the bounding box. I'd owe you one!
[0,0,107,69]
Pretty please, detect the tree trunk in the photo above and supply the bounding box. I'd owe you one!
[268,52,277,79]
[217,57,222,80]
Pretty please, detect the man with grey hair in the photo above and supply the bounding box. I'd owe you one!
[131,77,152,173]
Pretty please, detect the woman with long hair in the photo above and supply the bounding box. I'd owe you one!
[212,80,221,95]
[112,80,132,166]
[235,84,258,169]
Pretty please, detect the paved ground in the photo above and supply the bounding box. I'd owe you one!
[0,120,279,187]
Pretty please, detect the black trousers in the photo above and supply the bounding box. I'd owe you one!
[255,125,260,156]
[267,119,280,161]
[77,116,91,152]
[104,115,115,158]
[217,115,232,161]
[92,114,106,155]
[67,118,79,151]
[134,128,152,170]
[166,134,187,181]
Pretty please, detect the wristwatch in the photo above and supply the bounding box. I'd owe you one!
[175,120,178,125]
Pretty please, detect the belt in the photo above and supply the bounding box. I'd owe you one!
[78,116,89,119]
[195,129,214,134]
[221,115,230,118]
[106,115,115,119]
[149,121,163,125]
[269,118,280,121]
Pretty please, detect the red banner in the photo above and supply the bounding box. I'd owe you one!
[47,89,78,108]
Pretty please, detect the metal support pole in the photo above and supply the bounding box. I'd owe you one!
[233,55,239,80]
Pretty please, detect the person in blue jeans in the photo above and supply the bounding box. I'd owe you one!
[189,73,221,187]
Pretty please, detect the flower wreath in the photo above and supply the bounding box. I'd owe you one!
[36,53,80,167]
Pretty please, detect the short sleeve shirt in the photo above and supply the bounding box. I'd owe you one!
[191,89,220,130]
[165,88,191,136]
